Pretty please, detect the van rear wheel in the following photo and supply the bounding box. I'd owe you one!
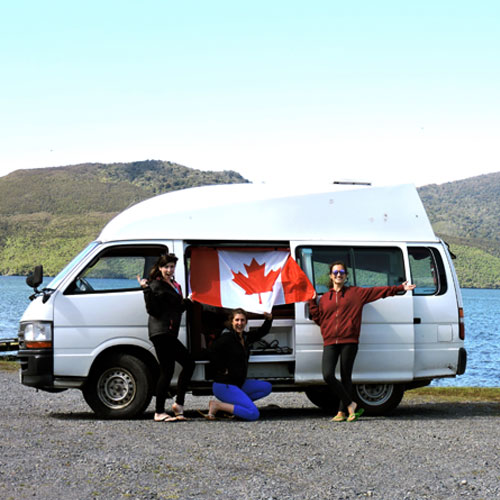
[353,383,404,416]
[83,353,153,419]
[305,386,340,413]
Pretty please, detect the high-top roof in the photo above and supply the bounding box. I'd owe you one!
[98,183,437,243]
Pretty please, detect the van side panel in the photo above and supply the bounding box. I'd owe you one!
[53,290,150,376]
[294,295,415,383]
[294,309,324,384]
[354,296,414,381]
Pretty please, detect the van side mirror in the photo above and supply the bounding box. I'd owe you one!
[26,265,44,289]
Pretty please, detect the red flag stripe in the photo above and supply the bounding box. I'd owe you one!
[190,248,222,307]
[281,255,316,303]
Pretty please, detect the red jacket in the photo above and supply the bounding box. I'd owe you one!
[308,285,405,345]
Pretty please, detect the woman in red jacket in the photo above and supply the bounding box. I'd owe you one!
[308,261,415,422]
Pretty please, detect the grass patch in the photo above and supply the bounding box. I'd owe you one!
[0,359,19,372]
[404,387,500,403]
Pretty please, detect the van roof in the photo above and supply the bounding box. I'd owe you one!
[98,183,438,243]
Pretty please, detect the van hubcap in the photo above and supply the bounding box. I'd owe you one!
[356,384,393,406]
[97,368,136,409]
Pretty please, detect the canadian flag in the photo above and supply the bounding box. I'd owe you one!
[190,248,315,313]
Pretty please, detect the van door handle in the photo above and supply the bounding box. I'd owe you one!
[413,318,421,324]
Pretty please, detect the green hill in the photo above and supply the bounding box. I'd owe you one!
[0,160,247,216]
[0,162,498,288]
[0,160,248,275]
[417,172,500,256]
[417,172,500,288]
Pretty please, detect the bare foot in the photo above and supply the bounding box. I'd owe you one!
[154,413,170,422]
[347,401,357,417]
[172,402,184,417]
[208,400,218,417]
[172,403,187,421]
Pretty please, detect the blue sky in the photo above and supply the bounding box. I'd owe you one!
[1,0,499,186]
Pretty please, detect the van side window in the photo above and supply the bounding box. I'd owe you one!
[408,247,447,296]
[297,246,404,293]
[351,248,405,287]
[65,245,168,294]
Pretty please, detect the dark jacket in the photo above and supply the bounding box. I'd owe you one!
[210,318,272,387]
[143,279,187,339]
[308,285,404,345]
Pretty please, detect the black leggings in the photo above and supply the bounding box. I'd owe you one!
[151,334,195,412]
[322,343,358,413]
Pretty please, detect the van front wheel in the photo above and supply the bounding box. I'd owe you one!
[353,383,404,416]
[83,353,153,419]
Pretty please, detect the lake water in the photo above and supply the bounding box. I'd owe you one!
[1,276,498,387]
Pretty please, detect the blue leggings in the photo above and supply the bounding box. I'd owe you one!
[212,379,272,421]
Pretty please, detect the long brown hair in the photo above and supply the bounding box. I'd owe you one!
[148,253,178,281]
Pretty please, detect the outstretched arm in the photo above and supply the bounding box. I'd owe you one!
[362,281,414,304]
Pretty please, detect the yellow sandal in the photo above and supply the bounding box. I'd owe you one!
[331,413,346,422]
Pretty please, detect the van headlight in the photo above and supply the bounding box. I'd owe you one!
[19,322,53,349]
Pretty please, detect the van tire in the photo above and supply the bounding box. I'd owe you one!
[83,353,153,419]
[305,386,340,413]
[353,383,404,416]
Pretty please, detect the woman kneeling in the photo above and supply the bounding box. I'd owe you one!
[204,308,272,421]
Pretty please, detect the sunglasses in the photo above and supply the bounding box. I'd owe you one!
[331,270,346,277]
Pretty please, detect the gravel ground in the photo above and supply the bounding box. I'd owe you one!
[1,368,499,500]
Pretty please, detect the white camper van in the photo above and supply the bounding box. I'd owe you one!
[19,183,466,418]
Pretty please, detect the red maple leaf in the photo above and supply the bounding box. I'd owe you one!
[232,258,281,304]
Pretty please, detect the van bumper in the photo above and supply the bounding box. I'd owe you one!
[457,347,467,375]
[18,349,54,389]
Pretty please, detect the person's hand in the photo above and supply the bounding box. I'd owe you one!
[312,291,317,300]
[137,275,148,288]
[402,281,416,291]
[263,312,273,320]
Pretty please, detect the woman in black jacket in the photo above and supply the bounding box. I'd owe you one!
[139,254,194,422]
[201,308,273,421]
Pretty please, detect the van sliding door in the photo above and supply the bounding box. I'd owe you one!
[293,244,414,384]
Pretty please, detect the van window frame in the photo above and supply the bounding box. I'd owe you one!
[46,241,100,291]
[295,245,407,295]
[64,244,169,295]
[408,246,448,296]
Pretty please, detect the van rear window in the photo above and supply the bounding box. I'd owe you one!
[408,247,447,295]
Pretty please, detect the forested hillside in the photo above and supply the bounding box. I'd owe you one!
[0,160,247,216]
[417,172,500,288]
[0,162,498,288]
[0,160,247,275]
[417,172,500,257]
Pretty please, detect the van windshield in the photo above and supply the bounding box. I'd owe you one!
[46,241,100,291]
